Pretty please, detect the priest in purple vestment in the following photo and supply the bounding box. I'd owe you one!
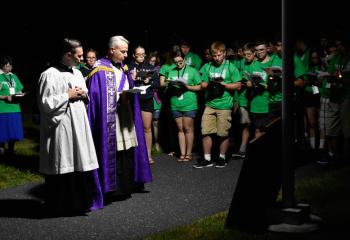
[87,35,152,203]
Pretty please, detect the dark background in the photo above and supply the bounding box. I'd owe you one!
[1,0,348,113]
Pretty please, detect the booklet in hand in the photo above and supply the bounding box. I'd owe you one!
[136,70,156,79]
[123,85,151,94]
[11,92,26,97]
[248,74,264,85]
[263,66,282,76]
[122,88,143,94]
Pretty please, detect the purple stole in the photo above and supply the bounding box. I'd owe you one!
[87,58,152,210]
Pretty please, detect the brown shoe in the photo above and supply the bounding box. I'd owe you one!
[177,155,186,162]
[183,155,193,162]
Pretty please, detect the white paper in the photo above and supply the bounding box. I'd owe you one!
[176,77,188,85]
[312,85,319,95]
[316,71,331,78]
[9,87,15,95]
[133,85,151,94]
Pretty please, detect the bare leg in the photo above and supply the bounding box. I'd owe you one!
[142,111,153,163]
[202,135,212,155]
[175,117,186,157]
[183,117,194,158]
[152,120,160,151]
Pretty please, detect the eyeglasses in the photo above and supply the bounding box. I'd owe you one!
[114,48,128,54]
[174,60,184,64]
[135,53,146,57]
[255,48,266,52]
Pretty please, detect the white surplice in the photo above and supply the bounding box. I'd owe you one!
[113,66,138,151]
[38,67,99,174]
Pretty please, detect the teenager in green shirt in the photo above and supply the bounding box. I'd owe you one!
[194,41,241,168]
[0,56,24,155]
[180,40,202,71]
[167,50,202,162]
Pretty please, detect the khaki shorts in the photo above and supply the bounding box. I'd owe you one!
[201,106,232,137]
[239,106,251,125]
[319,97,341,137]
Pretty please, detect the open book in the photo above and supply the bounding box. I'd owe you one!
[11,92,27,98]
[263,66,282,76]
[248,73,264,84]
[315,71,331,78]
[165,78,188,86]
[136,70,156,79]
[123,85,151,94]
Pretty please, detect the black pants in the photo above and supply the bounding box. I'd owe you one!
[45,171,94,215]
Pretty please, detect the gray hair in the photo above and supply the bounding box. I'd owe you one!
[108,35,129,48]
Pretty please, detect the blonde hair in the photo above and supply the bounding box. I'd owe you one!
[210,41,226,54]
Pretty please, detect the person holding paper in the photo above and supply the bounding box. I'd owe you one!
[166,50,201,162]
[194,41,241,168]
[128,46,160,164]
[87,36,152,202]
[250,41,282,139]
[0,56,24,155]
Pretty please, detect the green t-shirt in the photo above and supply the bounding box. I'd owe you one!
[233,58,245,73]
[236,60,261,107]
[327,53,350,100]
[0,73,24,113]
[159,63,176,78]
[249,61,270,114]
[167,65,201,111]
[305,65,323,93]
[254,55,282,105]
[296,49,310,71]
[153,97,162,110]
[268,55,307,103]
[200,60,241,110]
[185,52,202,70]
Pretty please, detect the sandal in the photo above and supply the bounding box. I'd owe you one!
[183,155,193,162]
[149,158,155,165]
[177,155,186,162]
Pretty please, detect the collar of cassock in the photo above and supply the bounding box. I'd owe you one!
[54,62,74,73]
[112,61,122,69]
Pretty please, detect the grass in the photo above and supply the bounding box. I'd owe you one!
[0,116,43,189]
[0,114,164,190]
[144,165,350,240]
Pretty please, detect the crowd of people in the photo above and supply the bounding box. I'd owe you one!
[0,31,349,216]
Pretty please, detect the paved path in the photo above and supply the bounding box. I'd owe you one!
[0,154,243,240]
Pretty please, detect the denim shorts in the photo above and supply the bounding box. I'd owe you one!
[153,109,161,120]
[171,110,197,119]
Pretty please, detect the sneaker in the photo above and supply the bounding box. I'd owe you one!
[317,151,332,165]
[231,151,246,159]
[215,157,227,168]
[193,159,214,169]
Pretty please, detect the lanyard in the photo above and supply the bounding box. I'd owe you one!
[4,74,14,88]
[177,65,187,79]
[209,60,227,78]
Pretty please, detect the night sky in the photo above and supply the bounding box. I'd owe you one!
[1,0,348,108]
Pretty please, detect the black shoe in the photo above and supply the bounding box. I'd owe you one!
[317,151,332,166]
[215,157,227,168]
[193,159,214,169]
